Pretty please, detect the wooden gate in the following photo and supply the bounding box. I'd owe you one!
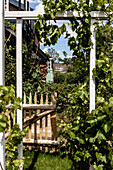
[5,92,58,149]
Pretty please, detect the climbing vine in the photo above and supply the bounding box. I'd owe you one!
[34,0,113,84]
[34,0,113,169]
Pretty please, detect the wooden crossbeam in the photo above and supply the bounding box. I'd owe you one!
[4,11,109,20]
[23,110,55,128]
[23,139,58,145]
[23,104,56,110]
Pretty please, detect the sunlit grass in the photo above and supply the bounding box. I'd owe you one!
[23,149,72,170]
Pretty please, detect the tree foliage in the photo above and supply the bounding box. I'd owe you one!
[34,0,113,169]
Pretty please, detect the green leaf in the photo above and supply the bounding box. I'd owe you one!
[0,122,7,128]
[103,122,111,133]
[97,115,106,121]
[109,97,113,107]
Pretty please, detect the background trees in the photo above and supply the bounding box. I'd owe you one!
[33,0,113,169]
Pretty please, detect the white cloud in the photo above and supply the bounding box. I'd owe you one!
[34,2,44,12]
[57,50,60,54]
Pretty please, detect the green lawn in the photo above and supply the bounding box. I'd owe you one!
[23,149,72,170]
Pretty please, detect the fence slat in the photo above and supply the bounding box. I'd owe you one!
[24,92,26,122]
[45,115,48,140]
[40,93,43,104]
[40,118,42,140]
[51,93,54,105]
[29,92,32,142]
[46,93,48,104]
[34,92,37,142]
[51,111,57,141]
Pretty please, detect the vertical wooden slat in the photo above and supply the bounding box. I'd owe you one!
[6,109,10,132]
[40,118,42,150]
[24,92,26,122]
[54,92,57,105]
[46,93,48,104]
[13,111,16,126]
[51,92,57,105]
[34,92,37,142]
[40,118,42,140]
[9,112,11,132]
[29,92,32,141]
[40,93,43,104]
[45,115,48,152]
[51,93,54,105]
[23,92,27,142]
[34,92,37,104]
[45,115,48,140]
[51,111,57,141]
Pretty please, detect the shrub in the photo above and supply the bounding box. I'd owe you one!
[54,72,65,83]
[58,94,113,169]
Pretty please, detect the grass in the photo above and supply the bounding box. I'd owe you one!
[23,149,72,170]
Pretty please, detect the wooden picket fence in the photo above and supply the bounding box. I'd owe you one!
[5,92,58,150]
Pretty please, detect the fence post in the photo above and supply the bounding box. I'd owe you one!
[0,0,5,169]
[16,18,23,167]
[89,19,96,113]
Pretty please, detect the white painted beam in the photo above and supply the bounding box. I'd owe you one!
[6,0,9,11]
[4,11,109,20]
[16,18,23,167]
[0,1,5,169]
[89,19,96,113]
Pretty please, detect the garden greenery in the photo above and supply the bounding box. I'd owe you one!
[0,85,27,169]
[2,0,113,169]
[34,0,113,169]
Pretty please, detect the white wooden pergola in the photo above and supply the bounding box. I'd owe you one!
[0,0,109,169]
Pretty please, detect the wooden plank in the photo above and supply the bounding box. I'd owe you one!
[34,92,37,104]
[5,11,109,20]
[23,110,54,128]
[51,92,57,105]
[23,139,58,145]
[46,93,48,104]
[34,92,37,142]
[45,115,48,140]
[51,93,54,105]
[51,111,57,141]
[45,115,48,152]
[40,117,42,150]
[23,104,56,110]
[40,93,43,104]
[40,118,42,140]
[5,109,11,132]
[54,92,57,105]
[24,92,26,122]
[29,92,32,141]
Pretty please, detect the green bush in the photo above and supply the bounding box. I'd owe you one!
[58,91,113,169]
[54,72,79,84]
[67,72,78,84]
[6,124,27,170]
[54,72,65,83]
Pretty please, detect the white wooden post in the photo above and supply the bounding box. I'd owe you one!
[6,0,9,11]
[16,18,23,164]
[0,0,5,169]
[89,19,96,113]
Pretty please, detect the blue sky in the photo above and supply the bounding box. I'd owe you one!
[29,0,42,10]
[28,0,74,59]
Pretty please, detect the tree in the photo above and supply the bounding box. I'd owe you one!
[34,1,113,169]
[45,47,60,62]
